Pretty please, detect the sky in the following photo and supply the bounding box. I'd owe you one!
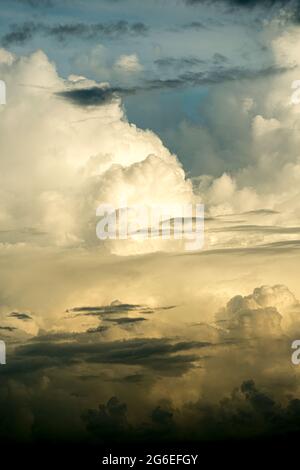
[2,0,300,451]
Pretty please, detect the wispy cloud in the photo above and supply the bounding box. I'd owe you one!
[2,20,149,46]
[56,64,291,107]
[66,301,176,316]
[8,312,32,321]
[4,337,211,376]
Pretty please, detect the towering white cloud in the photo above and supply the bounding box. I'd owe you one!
[0,48,195,252]
[217,284,300,337]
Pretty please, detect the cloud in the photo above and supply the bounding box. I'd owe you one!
[182,21,207,30]
[105,317,147,325]
[17,0,53,8]
[184,0,300,24]
[114,54,143,73]
[0,335,211,381]
[1,279,300,444]
[80,379,300,443]
[66,300,154,316]
[82,396,129,441]
[217,290,282,338]
[180,379,300,440]
[141,65,289,95]
[1,21,149,46]
[185,0,291,8]
[8,312,32,321]
[1,22,39,46]
[55,64,290,109]
[154,57,206,69]
[216,284,300,337]
[70,44,139,84]
[0,326,17,332]
[0,48,196,254]
[56,86,122,107]
[2,3,300,449]
[16,0,54,6]
[151,403,174,427]
[160,27,300,235]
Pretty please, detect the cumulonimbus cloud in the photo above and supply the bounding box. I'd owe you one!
[0,48,196,255]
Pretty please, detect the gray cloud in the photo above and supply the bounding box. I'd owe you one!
[183,21,207,29]
[0,326,17,332]
[86,325,110,334]
[1,20,148,46]
[81,379,300,444]
[66,301,175,316]
[185,0,300,22]
[185,0,289,7]
[8,337,210,376]
[154,57,206,69]
[104,317,147,325]
[8,312,32,321]
[56,87,123,107]
[15,0,54,6]
[211,224,300,235]
[67,301,148,315]
[82,396,130,441]
[56,64,290,108]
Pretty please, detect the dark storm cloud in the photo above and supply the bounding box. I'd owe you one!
[9,337,210,375]
[2,373,300,445]
[20,337,208,360]
[8,312,32,321]
[66,302,176,315]
[142,64,290,94]
[183,379,300,440]
[104,317,147,325]
[81,379,300,444]
[56,64,290,107]
[121,373,147,383]
[151,404,174,427]
[86,325,110,334]
[0,356,75,377]
[1,20,148,46]
[82,396,130,441]
[30,331,79,342]
[66,301,148,315]
[56,87,123,107]
[82,396,176,443]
